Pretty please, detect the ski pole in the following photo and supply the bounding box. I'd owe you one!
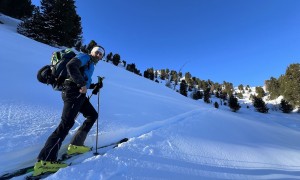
[94,76,104,155]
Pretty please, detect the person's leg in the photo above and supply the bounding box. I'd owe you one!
[70,97,98,146]
[37,90,85,161]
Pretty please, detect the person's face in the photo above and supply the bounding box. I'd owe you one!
[94,51,103,61]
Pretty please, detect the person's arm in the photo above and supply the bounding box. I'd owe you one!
[66,58,86,89]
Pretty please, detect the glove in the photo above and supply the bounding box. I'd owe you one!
[91,81,103,95]
[89,83,96,89]
[89,82,103,89]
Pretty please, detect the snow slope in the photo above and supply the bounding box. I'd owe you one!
[1,14,300,179]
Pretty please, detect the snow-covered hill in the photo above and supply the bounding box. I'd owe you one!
[1,14,300,179]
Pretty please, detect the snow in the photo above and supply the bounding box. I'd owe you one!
[1,14,300,179]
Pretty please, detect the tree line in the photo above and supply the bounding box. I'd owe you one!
[141,65,298,114]
[265,63,300,109]
[1,0,298,114]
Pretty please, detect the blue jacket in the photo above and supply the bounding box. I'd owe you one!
[66,53,95,88]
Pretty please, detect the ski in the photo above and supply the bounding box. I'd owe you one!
[97,138,128,149]
[25,171,63,180]
[0,166,34,180]
[0,138,129,180]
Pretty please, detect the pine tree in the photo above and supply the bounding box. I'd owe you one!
[180,80,188,97]
[223,81,234,96]
[169,70,177,82]
[255,86,265,98]
[253,96,269,113]
[126,63,141,76]
[187,78,194,91]
[238,84,244,91]
[214,102,219,109]
[166,69,170,75]
[143,70,149,79]
[0,0,34,19]
[192,90,203,100]
[148,68,155,80]
[126,63,135,72]
[19,0,82,47]
[265,77,280,100]
[106,52,113,61]
[215,91,220,98]
[112,54,120,66]
[237,93,243,99]
[279,99,293,113]
[204,88,211,103]
[220,92,228,101]
[185,72,192,83]
[200,80,210,91]
[18,6,45,42]
[143,68,154,80]
[160,69,167,80]
[209,80,215,93]
[281,64,300,107]
[178,72,182,79]
[165,69,170,80]
[228,95,241,112]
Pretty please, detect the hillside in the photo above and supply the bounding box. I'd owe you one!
[1,14,300,179]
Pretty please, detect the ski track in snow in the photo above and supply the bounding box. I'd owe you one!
[0,101,60,152]
[1,98,300,179]
[0,98,200,174]
[46,109,300,180]
[48,118,300,180]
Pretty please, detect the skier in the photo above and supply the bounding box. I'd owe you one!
[33,46,105,176]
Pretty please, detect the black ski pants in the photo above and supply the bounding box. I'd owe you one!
[37,85,98,161]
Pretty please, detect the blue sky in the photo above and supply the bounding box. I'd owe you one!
[32,0,300,87]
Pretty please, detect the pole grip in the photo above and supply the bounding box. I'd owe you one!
[97,76,104,84]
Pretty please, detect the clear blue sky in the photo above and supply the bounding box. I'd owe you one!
[32,0,300,87]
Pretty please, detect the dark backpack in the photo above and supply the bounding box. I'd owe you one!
[37,49,76,91]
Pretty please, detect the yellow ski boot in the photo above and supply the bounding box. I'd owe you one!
[67,144,91,155]
[33,160,68,176]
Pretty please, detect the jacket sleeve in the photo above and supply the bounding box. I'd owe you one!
[66,58,86,87]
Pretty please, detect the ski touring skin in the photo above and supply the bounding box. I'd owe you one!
[0,138,129,180]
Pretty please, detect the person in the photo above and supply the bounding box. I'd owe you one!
[33,46,105,176]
